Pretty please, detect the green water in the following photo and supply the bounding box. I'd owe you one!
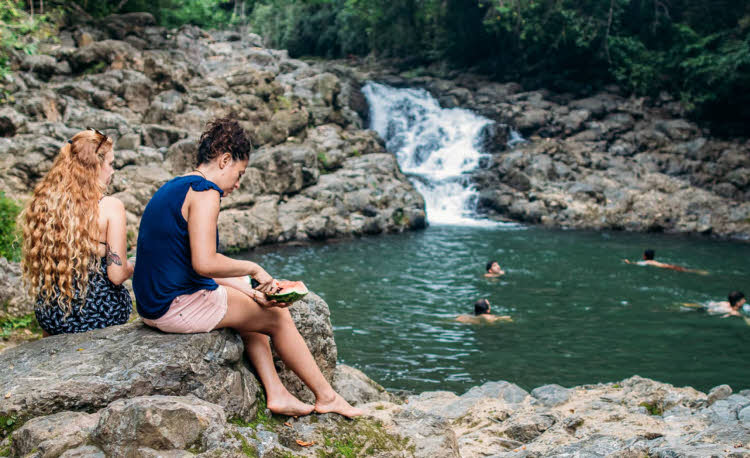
[241,225,750,394]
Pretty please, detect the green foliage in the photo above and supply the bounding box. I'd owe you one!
[0,192,21,262]
[0,0,59,81]
[0,414,20,439]
[0,314,39,340]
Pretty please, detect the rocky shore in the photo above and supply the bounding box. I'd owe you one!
[0,13,426,255]
[1,291,748,457]
[344,66,750,239]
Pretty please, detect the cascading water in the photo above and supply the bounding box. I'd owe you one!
[363,81,505,226]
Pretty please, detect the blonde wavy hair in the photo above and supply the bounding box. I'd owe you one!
[21,129,113,314]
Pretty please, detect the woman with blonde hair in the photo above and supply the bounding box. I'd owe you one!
[22,128,134,335]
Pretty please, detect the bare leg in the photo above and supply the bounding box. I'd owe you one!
[241,331,313,416]
[216,286,362,417]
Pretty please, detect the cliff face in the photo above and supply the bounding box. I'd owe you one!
[0,13,426,254]
[359,70,750,239]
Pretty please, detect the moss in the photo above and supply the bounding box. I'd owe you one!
[231,431,259,458]
[229,391,282,431]
[612,383,622,389]
[392,208,409,226]
[272,95,292,112]
[315,417,413,457]
[317,151,329,169]
[0,437,10,457]
[639,401,664,416]
[82,61,108,75]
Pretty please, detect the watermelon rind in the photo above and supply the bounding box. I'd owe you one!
[267,286,308,303]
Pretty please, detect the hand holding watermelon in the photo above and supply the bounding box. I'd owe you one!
[266,280,309,304]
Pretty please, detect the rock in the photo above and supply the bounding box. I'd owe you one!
[12,411,99,457]
[503,413,556,443]
[332,364,393,405]
[0,322,260,424]
[531,384,572,407]
[461,380,529,404]
[0,258,34,320]
[708,384,733,405]
[92,395,226,455]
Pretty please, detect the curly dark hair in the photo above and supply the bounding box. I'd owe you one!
[197,117,253,165]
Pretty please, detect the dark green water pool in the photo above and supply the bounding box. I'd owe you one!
[241,225,750,394]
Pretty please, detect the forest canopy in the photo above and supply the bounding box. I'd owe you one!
[8,0,750,135]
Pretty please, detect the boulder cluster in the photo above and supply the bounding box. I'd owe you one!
[0,12,426,255]
[368,72,750,238]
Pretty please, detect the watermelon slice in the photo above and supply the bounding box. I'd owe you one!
[266,280,308,303]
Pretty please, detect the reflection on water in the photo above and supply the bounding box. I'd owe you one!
[241,226,750,394]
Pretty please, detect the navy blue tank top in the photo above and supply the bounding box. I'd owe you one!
[133,175,223,319]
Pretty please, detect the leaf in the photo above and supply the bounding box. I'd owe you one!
[295,439,315,447]
[4,392,10,399]
[284,422,292,427]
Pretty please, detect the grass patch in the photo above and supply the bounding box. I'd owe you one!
[639,401,664,416]
[315,418,414,457]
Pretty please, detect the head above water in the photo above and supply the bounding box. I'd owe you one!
[474,299,491,315]
[197,117,253,166]
[486,260,500,273]
[729,291,746,309]
[643,249,655,261]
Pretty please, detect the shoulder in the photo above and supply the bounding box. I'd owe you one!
[99,196,125,215]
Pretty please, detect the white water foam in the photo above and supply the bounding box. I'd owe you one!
[363,81,516,227]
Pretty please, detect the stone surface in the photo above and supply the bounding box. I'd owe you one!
[92,395,226,455]
[0,322,259,423]
[0,13,426,258]
[332,364,393,405]
[531,383,572,407]
[12,411,99,457]
[0,258,34,321]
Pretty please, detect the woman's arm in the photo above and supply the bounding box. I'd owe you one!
[101,196,134,285]
[186,189,275,291]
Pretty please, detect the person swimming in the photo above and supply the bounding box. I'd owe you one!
[455,299,512,324]
[623,249,708,275]
[484,260,505,278]
[705,291,747,317]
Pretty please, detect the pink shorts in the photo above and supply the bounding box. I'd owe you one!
[142,286,228,333]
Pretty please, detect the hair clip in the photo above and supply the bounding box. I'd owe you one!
[67,139,73,144]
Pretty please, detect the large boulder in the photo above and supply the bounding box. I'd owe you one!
[0,322,260,427]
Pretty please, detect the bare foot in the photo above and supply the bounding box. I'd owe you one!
[314,393,363,418]
[267,392,314,417]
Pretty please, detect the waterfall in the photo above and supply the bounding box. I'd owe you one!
[363,81,502,226]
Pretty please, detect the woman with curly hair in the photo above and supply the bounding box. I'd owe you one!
[134,117,361,418]
[22,128,134,335]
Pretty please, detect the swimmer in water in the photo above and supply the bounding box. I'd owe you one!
[623,249,708,275]
[456,299,512,324]
[705,291,746,317]
[484,260,505,278]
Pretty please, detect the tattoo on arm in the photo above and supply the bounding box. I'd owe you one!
[105,243,122,266]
